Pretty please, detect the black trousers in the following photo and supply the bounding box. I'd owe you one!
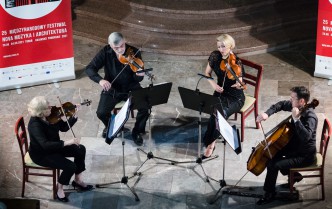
[32,145,86,185]
[263,150,315,193]
[96,90,149,134]
[203,94,244,147]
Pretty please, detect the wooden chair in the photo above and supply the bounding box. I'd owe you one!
[113,100,135,118]
[289,117,332,200]
[15,116,59,199]
[233,58,263,142]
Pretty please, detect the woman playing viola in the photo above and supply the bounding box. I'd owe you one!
[27,96,93,202]
[202,34,245,158]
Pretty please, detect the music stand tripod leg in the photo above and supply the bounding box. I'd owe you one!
[205,137,227,183]
[172,108,218,182]
[96,130,141,201]
[208,138,262,204]
[134,105,179,175]
[207,137,229,204]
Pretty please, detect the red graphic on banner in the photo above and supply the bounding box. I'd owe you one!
[316,0,332,57]
[0,0,73,68]
[315,0,332,79]
[5,0,58,8]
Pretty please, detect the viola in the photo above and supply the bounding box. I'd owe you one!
[46,99,92,124]
[247,99,319,176]
[220,53,247,90]
[118,47,155,80]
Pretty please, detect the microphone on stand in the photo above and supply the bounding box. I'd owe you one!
[197,73,213,80]
[142,68,153,72]
[195,73,213,92]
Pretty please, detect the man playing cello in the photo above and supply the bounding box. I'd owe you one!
[255,86,318,205]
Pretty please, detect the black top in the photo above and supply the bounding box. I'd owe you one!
[85,44,144,95]
[265,100,318,157]
[28,117,77,161]
[208,50,244,101]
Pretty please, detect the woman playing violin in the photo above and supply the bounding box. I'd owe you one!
[27,96,93,202]
[85,32,149,146]
[202,34,245,158]
[255,86,317,205]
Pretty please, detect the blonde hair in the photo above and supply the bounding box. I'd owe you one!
[216,34,235,50]
[28,96,48,117]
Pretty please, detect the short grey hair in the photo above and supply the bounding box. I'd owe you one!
[27,96,48,117]
[108,32,124,45]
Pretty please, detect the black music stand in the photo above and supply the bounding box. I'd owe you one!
[131,82,176,175]
[207,108,241,185]
[95,98,141,201]
[176,87,220,182]
[208,109,261,204]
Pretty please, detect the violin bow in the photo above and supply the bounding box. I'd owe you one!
[57,96,77,139]
[111,46,143,85]
[111,52,134,85]
[259,122,273,159]
[221,69,227,89]
[225,63,246,89]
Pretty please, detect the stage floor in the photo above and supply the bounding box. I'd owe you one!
[0,38,331,209]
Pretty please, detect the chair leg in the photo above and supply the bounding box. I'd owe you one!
[53,170,57,199]
[254,103,260,129]
[22,168,26,197]
[241,114,244,142]
[321,171,325,200]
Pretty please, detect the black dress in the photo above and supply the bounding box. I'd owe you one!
[203,51,245,147]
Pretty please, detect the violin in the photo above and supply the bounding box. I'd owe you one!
[118,47,155,80]
[220,53,247,90]
[46,99,92,124]
[247,99,319,176]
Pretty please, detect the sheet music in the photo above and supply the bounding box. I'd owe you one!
[108,98,130,138]
[216,110,240,152]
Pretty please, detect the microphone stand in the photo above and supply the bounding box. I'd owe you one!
[195,76,204,92]
[174,75,219,182]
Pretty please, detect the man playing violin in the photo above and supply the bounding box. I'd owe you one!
[202,34,245,158]
[256,86,317,205]
[85,32,149,146]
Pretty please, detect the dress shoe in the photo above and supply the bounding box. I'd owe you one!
[72,181,94,191]
[256,192,276,205]
[280,172,303,188]
[132,132,143,146]
[202,146,216,160]
[56,193,69,202]
[102,127,107,138]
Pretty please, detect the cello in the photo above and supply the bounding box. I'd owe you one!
[247,99,319,176]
